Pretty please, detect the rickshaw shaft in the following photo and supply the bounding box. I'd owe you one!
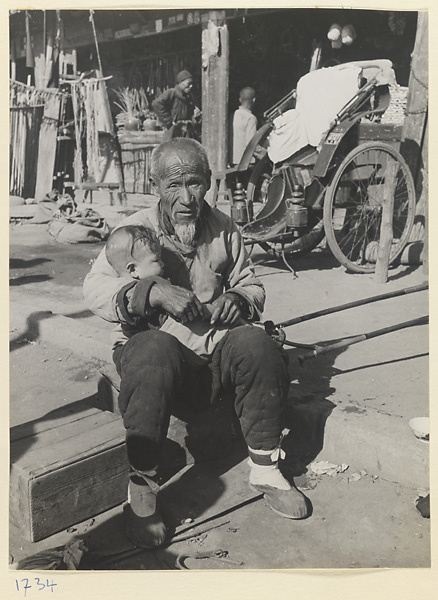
[275,282,428,329]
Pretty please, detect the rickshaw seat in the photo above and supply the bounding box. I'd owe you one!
[267,60,396,165]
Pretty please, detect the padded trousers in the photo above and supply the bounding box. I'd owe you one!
[113,325,289,471]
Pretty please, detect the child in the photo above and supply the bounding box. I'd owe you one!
[105,224,234,361]
[231,86,258,166]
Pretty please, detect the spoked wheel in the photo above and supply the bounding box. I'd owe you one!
[323,142,416,273]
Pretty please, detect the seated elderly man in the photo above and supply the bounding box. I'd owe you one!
[83,138,310,548]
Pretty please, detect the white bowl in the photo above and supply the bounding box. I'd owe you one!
[409,417,429,442]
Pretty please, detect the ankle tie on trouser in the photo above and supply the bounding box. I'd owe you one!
[248,428,289,465]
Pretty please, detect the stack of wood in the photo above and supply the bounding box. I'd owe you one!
[381,85,409,125]
[9,80,64,201]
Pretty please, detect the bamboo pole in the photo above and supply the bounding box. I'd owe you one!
[274,282,428,329]
[298,315,428,363]
[375,158,397,283]
[10,37,16,81]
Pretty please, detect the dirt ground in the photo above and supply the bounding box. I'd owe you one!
[9,220,430,570]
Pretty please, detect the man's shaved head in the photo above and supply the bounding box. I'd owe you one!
[150,138,210,183]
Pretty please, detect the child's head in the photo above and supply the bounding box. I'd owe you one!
[106,225,163,279]
[239,86,256,109]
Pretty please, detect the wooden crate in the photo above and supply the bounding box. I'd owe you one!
[10,405,129,542]
[118,131,164,194]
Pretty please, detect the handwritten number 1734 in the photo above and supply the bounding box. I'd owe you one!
[15,578,57,596]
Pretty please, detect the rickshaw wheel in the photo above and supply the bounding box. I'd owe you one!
[323,142,416,274]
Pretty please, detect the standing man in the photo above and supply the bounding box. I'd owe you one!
[231,86,258,166]
[152,70,201,140]
[84,138,310,549]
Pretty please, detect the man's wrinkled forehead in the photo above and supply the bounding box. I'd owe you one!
[158,148,206,178]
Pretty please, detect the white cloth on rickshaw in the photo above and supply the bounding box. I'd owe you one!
[267,64,362,164]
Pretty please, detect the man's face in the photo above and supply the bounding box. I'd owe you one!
[178,78,193,96]
[153,148,210,227]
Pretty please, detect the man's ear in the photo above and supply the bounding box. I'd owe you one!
[149,178,160,197]
[205,169,212,191]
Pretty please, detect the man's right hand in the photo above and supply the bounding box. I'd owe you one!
[148,278,208,323]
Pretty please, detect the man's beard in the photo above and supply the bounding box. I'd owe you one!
[174,220,197,247]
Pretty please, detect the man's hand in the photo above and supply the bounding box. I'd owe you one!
[209,294,244,326]
[192,107,202,123]
[149,279,208,323]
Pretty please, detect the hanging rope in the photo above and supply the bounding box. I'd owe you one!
[89,10,103,74]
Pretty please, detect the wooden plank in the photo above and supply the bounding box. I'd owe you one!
[400,11,428,180]
[24,106,44,198]
[201,11,229,206]
[10,409,129,542]
[11,442,128,541]
[400,12,428,249]
[375,159,398,283]
[119,144,157,195]
[10,405,103,443]
[421,123,428,275]
[12,416,125,474]
[34,94,61,200]
[29,447,129,541]
[358,122,402,143]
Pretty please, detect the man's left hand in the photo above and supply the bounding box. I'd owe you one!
[209,294,243,326]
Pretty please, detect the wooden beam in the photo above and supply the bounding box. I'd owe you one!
[399,11,428,250]
[201,10,229,206]
[400,11,428,180]
[375,159,397,283]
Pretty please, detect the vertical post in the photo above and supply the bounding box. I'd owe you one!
[400,11,428,180]
[201,10,229,206]
[421,123,428,276]
[375,159,398,283]
[400,11,428,253]
[10,37,16,80]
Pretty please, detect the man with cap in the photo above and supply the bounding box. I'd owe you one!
[152,70,201,140]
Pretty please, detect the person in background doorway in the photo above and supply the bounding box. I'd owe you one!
[231,87,258,166]
[152,70,201,140]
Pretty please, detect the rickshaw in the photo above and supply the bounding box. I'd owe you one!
[236,60,416,273]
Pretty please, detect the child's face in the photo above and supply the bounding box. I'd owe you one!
[129,245,164,279]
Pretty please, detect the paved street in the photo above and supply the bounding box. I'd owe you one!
[9,217,430,570]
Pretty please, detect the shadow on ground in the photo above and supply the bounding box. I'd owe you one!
[10,258,52,269]
[280,341,347,481]
[10,274,53,286]
[10,308,97,351]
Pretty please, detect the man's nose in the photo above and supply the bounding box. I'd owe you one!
[179,185,193,205]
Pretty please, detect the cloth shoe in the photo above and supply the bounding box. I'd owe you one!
[124,469,167,548]
[248,447,310,519]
